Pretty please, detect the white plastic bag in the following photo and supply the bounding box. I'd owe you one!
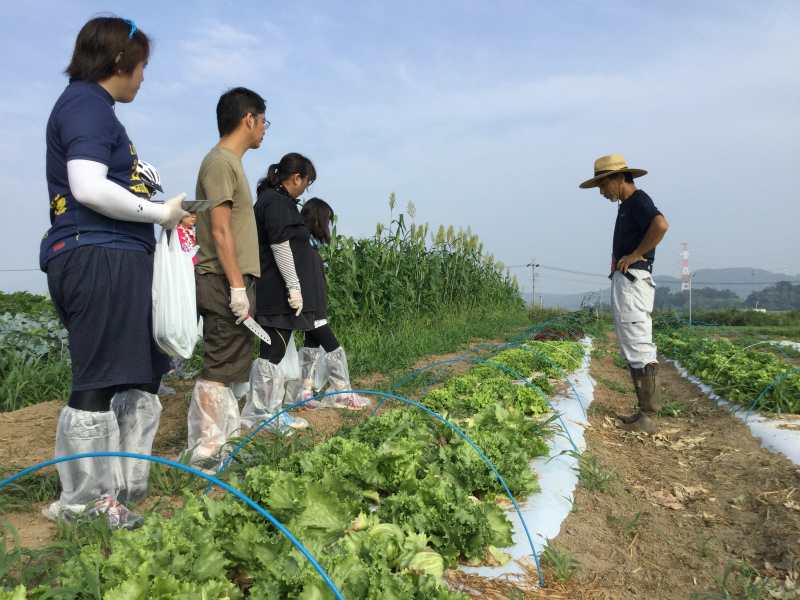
[152,228,198,358]
[280,332,301,381]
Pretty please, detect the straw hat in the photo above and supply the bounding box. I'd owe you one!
[579,154,647,189]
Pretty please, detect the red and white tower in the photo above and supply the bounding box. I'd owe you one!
[680,243,690,292]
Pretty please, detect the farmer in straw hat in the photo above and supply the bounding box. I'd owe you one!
[580,155,669,434]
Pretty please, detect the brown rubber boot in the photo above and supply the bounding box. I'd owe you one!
[619,362,660,435]
[617,366,642,425]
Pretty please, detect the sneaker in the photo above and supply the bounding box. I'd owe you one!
[276,412,309,430]
[296,388,320,410]
[84,495,144,530]
[158,383,176,395]
[333,392,371,411]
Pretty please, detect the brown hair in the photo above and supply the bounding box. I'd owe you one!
[65,17,151,82]
[301,198,334,245]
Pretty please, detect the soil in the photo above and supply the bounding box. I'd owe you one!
[2,332,799,599]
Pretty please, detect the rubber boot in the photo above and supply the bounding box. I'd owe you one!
[619,363,660,435]
[112,390,162,505]
[323,347,371,410]
[617,366,642,425]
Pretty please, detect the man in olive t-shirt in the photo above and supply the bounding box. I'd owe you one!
[187,87,268,470]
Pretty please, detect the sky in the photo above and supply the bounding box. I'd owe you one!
[1,0,798,298]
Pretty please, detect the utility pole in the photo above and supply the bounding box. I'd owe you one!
[527,259,539,306]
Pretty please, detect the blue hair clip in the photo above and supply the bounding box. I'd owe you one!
[124,19,137,39]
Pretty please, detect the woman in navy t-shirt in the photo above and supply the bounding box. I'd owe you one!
[41,17,188,529]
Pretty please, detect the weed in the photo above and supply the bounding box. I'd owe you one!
[612,352,629,370]
[539,537,581,583]
[149,448,205,496]
[588,403,616,417]
[686,536,720,564]
[567,449,619,494]
[690,559,765,599]
[590,347,609,360]
[505,583,525,599]
[608,512,646,535]
[660,401,692,417]
[0,466,60,514]
[594,374,634,394]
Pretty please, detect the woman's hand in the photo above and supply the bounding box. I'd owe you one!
[288,288,303,316]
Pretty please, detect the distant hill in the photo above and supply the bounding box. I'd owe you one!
[653,268,799,295]
[521,267,799,310]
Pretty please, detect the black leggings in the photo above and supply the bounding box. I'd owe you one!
[259,324,340,365]
[67,377,162,412]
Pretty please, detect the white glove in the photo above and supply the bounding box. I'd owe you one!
[158,193,190,229]
[229,287,250,325]
[288,288,303,316]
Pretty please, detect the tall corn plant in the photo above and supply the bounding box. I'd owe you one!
[322,193,523,326]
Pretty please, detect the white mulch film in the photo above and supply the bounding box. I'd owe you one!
[461,336,800,580]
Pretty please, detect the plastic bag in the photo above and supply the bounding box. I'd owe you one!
[152,228,198,358]
[280,332,301,381]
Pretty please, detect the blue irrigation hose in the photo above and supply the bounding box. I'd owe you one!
[211,391,548,587]
[0,453,346,600]
[405,344,587,420]
[743,368,800,424]
[373,359,579,452]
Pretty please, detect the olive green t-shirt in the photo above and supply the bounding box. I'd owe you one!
[194,147,260,277]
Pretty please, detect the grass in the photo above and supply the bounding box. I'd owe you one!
[594,374,634,394]
[690,559,766,599]
[611,352,629,370]
[539,537,581,583]
[568,449,619,494]
[0,467,60,514]
[0,352,71,413]
[660,401,692,417]
[590,346,609,360]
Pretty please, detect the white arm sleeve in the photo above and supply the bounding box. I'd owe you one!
[271,241,300,289]
[67,159,169,224]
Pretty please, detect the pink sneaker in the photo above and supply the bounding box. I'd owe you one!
[296,388,322,410]
[333,392,371,411]
[84,495,144,530]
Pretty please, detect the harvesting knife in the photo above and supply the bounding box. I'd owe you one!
[241,315,271,345]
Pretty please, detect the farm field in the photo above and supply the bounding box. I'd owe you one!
[2,327,799,599]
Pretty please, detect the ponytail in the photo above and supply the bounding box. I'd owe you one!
[256,152,316,196]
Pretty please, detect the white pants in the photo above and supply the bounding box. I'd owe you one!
[610,270,658,369]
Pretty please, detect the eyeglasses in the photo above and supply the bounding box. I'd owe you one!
[124,19,137,39]
[244,114,270,130]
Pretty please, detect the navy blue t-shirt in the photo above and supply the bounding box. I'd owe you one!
[39,78,156,272]
[612,189,663,268]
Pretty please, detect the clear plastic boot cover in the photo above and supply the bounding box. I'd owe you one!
[241,358,284,428]
[112,390,162,505]
[43,406,122,521]
[323,347,371,410]
[186,381,241,462]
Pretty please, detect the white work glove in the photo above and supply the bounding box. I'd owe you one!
[288,288,303,316]
[229,287,250,325]
[158,193,190,229]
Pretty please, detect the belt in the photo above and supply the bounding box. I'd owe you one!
[628,261,652,273]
